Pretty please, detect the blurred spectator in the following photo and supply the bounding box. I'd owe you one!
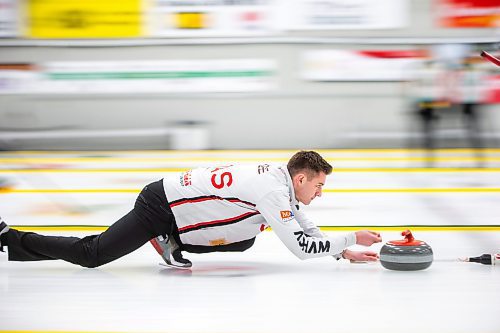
[412,59,449,163]
[411,46,487,167]
[459,59,486,156]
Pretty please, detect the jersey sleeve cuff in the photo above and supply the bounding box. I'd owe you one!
[346,232,356,247]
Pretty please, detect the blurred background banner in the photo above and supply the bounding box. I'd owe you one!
[26,0,143,38]
[0,63,40,94]
[146,0,279,37]
[3,0,498,39]
[0,59,276,94]
[0,0,18,37]
[437,0,500,28]
[285,0,409,30]
[301,49,425,81]
[487,74,500,103]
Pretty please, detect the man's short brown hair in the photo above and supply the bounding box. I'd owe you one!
[287,151,333,178]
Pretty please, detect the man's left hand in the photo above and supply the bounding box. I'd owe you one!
[343,249,379,262]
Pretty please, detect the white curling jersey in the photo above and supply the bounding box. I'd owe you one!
[162,164,356,260]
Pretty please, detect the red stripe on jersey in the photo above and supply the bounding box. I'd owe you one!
[178,211,260,234]
[170,196,214,207]
[170,195,256,208]
[227,198,255,206]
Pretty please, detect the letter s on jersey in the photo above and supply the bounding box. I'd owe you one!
[211,172,233,189]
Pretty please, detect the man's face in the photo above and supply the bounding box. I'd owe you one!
[293,171,327,205]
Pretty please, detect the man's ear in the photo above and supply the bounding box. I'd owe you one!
[295,173,306,185]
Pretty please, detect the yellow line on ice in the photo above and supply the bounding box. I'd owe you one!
[323,188,500,193]
[0,168,189,173]
[2,168,500,173]
[0,331,141,333]
[320,226,500,232]
[333,168,500,172]
[9,225,500,232]
[0,189,140,193]
[1,156,500,163]
[2,188,500,194]
[0,157,288,163]
[12,226,110,232]
[1,148,500,154]
[0,168,188,173]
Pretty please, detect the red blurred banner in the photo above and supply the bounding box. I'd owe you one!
[438,0,499,28]
[486,75,500,103]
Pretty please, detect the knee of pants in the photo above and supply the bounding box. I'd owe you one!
[79,260,101,268]
[76,236,103,268]
[76,252,101,268]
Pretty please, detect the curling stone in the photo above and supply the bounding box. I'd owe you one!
[380,230,433,271]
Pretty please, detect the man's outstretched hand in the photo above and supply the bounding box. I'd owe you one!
[355,230,382,246]
[343,249,379,262]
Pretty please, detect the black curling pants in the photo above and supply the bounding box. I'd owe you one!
[4,180,176,268]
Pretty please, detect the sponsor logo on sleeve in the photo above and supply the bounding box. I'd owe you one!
[280,210,294,222]
[179,171,192,186]
[293,231,330,254]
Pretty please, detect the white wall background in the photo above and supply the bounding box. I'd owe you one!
[0,0,498,150]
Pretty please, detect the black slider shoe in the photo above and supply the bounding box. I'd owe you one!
[150,235,192,269]
[0,217,10,252]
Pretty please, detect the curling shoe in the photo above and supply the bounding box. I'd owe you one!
[150,235,192,269]
[0,217,10,252]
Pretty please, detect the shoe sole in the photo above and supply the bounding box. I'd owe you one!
[159,262,193,270]
[0,222,9,236]
[151,238,192,269]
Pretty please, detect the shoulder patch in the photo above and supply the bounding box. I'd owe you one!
[280,210,294,222]
[257,164,271,174]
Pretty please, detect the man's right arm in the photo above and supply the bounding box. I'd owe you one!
[256,191,356,260]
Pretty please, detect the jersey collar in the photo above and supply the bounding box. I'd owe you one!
[281,166,299,208]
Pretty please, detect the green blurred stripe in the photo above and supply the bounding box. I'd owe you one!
[48,70,272,80]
